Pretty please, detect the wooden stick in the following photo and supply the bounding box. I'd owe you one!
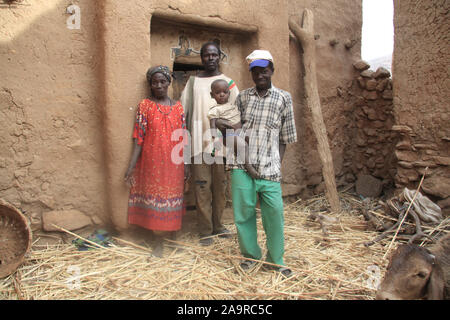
[112,236,152,253]
[165,238,370,290]
[331,281,341,300]
[13,272,24,300]
[419,218,449,246]
[51,224,130,258]
[1,197,389,300]
[288,11,341,213]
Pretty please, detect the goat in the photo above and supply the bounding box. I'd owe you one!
[376,233,449,300]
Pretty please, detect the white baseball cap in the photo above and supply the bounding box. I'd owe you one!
[246,50,274,70]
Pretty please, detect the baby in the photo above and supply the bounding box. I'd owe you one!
[208,79,258,179]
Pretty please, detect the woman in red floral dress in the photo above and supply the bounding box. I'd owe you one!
[125,66,189,257]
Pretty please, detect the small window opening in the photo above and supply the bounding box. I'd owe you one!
[171,62,204,100]
[173,63,204,72]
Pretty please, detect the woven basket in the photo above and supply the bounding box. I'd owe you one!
[0,199,32,278]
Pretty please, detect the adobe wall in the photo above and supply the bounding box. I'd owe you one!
[102,0,362,229]
[392,0,450,215]
[0,1,107,231]
[99,0,294,230]
[0,0,362,232]
[285,0,362,198]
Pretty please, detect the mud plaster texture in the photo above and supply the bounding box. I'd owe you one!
[0,1,107,231]
[392,0,450,216]
[283,0,362,198]
[2,0,365,232]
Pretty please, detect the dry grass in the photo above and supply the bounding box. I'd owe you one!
[3,192,444,300]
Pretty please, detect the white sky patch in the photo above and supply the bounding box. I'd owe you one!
[362,0,394,61]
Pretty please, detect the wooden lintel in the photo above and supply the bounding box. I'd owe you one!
[152,9,258,34]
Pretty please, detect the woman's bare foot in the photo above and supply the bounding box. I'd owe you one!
[152,237,164,258]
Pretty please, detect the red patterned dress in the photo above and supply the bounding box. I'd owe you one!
[128,99,186,231]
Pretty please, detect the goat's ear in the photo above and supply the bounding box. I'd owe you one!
[427,265,444,300]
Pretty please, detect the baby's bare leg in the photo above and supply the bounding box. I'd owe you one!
[209,118,222,157]
[231,123,242,130]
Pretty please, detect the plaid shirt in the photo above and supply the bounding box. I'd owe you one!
[230,85,297,182]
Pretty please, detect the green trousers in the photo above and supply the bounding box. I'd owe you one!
[231,169,285,266]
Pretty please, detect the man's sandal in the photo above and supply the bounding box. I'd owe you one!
[199,236,214,246]
[277,267,293,278]
[263,265,294,278]
[214,228,233,239]
[240,260,257,271]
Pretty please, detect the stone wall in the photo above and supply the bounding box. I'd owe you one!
[343,61,397,197]
[392,0,450,216]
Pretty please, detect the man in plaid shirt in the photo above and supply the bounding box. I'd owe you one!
[224,50,297,277]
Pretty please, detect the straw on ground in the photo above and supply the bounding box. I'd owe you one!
[3,193,443,300]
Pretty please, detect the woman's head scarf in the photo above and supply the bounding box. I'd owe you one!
[146,65,172,84]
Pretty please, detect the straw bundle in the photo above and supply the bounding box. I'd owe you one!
[1,193,447,300]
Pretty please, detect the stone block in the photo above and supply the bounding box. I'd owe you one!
[376,78,389,92]
[395,150,419,162]
[432,156,450,166]
[42,210,92,232]
[391,125,413,134]
[396,140,412,150]
[398,161,413,169]
[437,197,450,210]
[356,174,383,198]
[361,70,374,78]
[374,67,391,79]
[353,60,370,71]
[357,77,366,89]
[366,79,377,91]
[422,176,450,198]
[382,90,393,100]
[363,90,378,100]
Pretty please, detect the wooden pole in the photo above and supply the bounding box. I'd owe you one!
[289,10,341,213]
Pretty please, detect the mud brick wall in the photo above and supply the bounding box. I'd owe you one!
[392,0,450,216]
[0,0,363,231]
[0,1,107,232]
